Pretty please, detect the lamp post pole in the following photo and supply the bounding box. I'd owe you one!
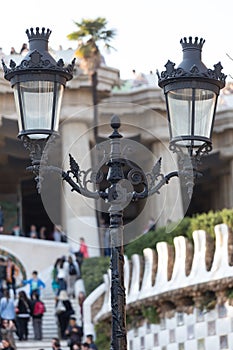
[107,116,127,350]
[2,29,226,350]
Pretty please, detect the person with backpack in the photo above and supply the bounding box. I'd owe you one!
[31,291,46,340]
[67,256,80,299]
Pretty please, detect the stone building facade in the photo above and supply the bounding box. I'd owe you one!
[0,54,233,255]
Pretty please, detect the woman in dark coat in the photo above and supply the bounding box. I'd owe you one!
[55,290,74,339]
[15,290,31,340]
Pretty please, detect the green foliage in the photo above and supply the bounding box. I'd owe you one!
[190,210,222,238]
[226,287,233,299]
[67,17,116,50]
[0,200,17,234]
[221,208,233,229]
[126,308,144,328]
[95,320,111,349]
[141,305,160,324]
[125,305,160,329]
[124,217,192,258]
[67,17,117,75]
[81,256,110,296]
[199,290,217,311]
[124,209,233,258]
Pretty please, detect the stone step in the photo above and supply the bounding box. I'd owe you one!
[16,339,69,350]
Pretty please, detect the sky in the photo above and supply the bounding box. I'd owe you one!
[1,0,233,80]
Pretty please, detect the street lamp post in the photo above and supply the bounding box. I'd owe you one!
[2,28,226,350]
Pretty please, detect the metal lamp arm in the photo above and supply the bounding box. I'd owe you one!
[148,170,179,196]
[61,168,100,199]
[132,170,179,200]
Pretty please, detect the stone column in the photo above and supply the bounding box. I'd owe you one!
[60,120,100,257]
[148,141,184,228]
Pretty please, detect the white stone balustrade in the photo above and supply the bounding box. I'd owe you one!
[83,223,233,336]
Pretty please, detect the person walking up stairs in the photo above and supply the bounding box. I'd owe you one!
[15,295,79,350]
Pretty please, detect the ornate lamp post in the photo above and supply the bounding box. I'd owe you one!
[2,29,226,350]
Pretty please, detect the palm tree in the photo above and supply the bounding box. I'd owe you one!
[67,17,117,140]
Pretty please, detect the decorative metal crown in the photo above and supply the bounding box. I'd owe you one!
[180,36,205,50]
[2,26,75,83]
[26,27,51,41]
[157,36,227,89]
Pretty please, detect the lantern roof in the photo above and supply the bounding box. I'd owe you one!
[157,36,226,89]
[2,27,75,83]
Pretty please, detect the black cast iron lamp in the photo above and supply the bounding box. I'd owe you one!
[157,36,226,157]
[2,27,75,140]
[2,29,226,350]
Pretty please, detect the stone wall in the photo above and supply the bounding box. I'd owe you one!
[83,223,233,349]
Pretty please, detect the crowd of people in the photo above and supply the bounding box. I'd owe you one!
[51,334,98,350]
[0,204,67,242]
[0,197,98,349]
[0,272,46,349]
[0,256,98,349]
[0,43,29,60]
[49,240,95,349]
[10,223,68,242]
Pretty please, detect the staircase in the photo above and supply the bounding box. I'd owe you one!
[15,296,80,350]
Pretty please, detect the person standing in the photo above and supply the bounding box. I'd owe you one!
[85,335,98,350]
[77,292,85,326]
[15,290,31,341]
[31,291,45,340]
[53,225,67,242]
[51,258,60,296]
[5,258,19,299]
[65,316,83,350]
[67,256,80,299]
[79,238,89,259]
[10,47,17,55]
[0,289,15,322]
[0,320,17,350]
[55,290,74,339]
[53,225,62,242]
[56,257,68,295]
[22,270,45,298]
[11,225,23,237]
[19,43,28,56]
[27,224,38,239]
[39,226,47,240]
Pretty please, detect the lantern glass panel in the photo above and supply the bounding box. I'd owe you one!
[14,80,64,139]
[167,88,216,147]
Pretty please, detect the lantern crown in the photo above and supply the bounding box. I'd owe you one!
[26,27,51,41]
[2,27,75,83]
[157,36,226,89]
[180,36,205,51]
